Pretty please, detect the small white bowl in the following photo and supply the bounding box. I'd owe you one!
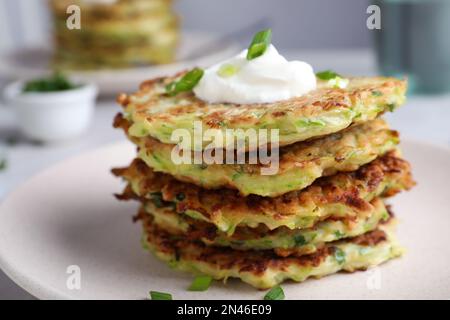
[3,81,98,143]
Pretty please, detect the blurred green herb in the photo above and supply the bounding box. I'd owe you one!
[188,275,213,291]
[23,73,78,93]
[0,158,7,172]
[316,70,341,80]
[6,136,19,146]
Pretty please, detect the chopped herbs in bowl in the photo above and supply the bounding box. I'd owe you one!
[22,73,79,93]
[3,75,98,143]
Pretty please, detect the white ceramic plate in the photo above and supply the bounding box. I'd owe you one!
[0,139,449,300]
[0,31,238,96]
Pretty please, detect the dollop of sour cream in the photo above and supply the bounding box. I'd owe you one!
[193,44,316,104]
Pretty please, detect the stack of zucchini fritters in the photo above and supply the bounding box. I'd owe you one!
[113,73,415,289]
[50,0,178,69]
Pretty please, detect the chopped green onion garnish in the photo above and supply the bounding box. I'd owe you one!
[150,192,176,209]
[328,76,349,89]
[188,275,213,291]
[264,285,285,300]
[293,234,306,246]
[316,70,341,80]
[150,192,165,208]
[217,63,239,78]
[176,192,186,201]
[372,90,383,97]
[387,103,396,112]
[140,234,149,250]
[149,291,172,300]
[334,230,345,239]
[166,68,204,96]
[334,248,346,264]
[246,29,272,60]
[165,82,176,93]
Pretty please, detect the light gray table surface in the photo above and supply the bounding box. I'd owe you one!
[0,49,449,299]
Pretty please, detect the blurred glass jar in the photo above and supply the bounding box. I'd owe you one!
[374,0,450,94]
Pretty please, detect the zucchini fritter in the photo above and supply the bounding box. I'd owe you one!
[113,152,414,233]
[114,117,400,197]
[51,0,174,20]
[117,73,406,149]
[50,0,179,69]
[143,198,391,257]
[141,214,403,289]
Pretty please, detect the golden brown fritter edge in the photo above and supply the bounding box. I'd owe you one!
[112,151,415,225]
[116,73,406,146]
[136,198,394,258]
[142,211,393,274]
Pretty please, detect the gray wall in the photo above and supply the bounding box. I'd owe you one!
[175,0,371,49]
[0,0,371,52]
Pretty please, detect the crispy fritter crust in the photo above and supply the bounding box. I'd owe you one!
[113,152,415,232]
[142,212,402,289]
[139,197,391,257]
[117,72,407,149]
[114,115,401,196]
[143,213,389,270]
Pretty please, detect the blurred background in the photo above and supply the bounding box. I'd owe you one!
[0,0,372,52]
[0,0,449,299]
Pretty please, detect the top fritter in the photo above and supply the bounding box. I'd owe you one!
[118,74,406,149]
